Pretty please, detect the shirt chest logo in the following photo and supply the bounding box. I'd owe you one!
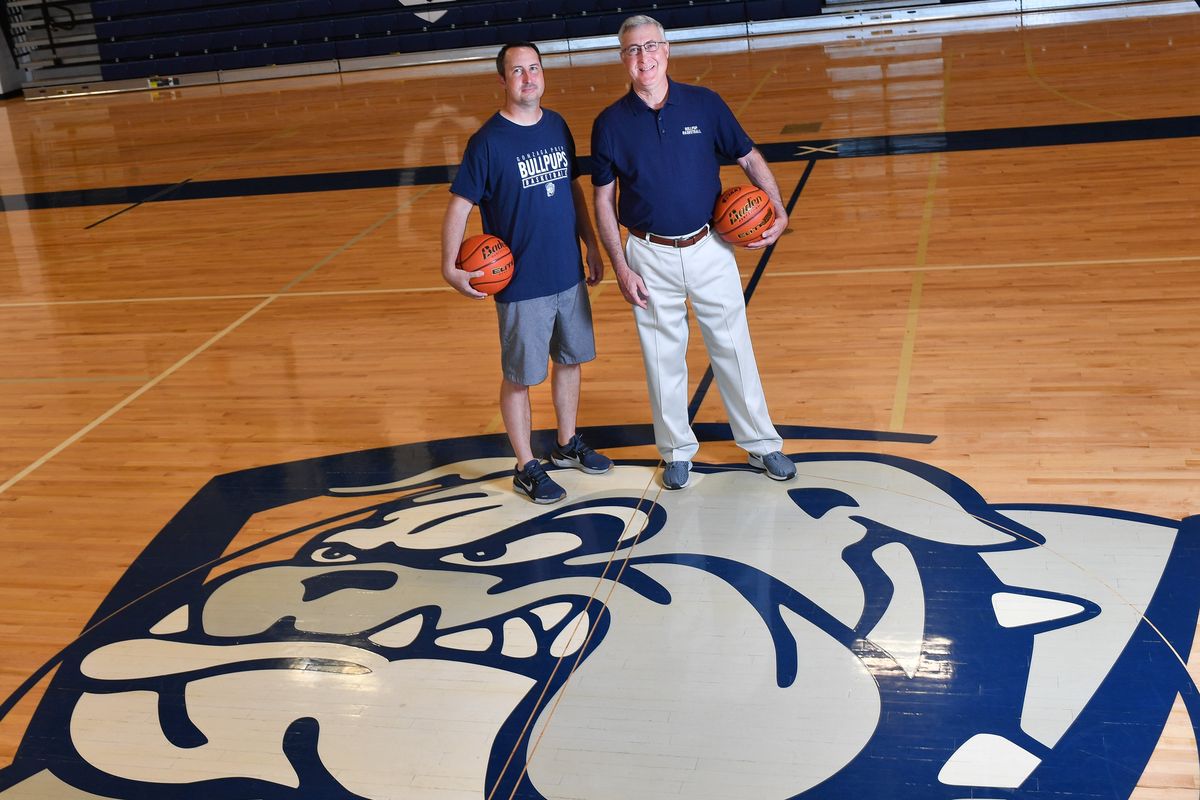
[682,125,702,135]
[516,147,570,189]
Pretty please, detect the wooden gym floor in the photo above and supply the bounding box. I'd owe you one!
[0,4,1198,798]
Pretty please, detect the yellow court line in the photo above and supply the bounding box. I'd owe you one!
[890,152,941,433]
[492,462,665,800]
[888,49,952,433]
[484,410,504,435]
[890,273,924,433]
[736,64,779,118]
[183,125,303,183]
[1022,38,1131,120]
[0,295,275,497]
[939,40,951,130]
[0,199,413,497]
[87,126,306,228]
[887,53,951,432]
[280,186,430,293]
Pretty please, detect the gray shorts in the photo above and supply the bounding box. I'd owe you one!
[495,281,596,386]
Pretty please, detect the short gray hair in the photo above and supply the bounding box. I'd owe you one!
[618,14,665,39]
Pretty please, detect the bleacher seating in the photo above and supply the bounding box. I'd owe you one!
[86,0,804,82]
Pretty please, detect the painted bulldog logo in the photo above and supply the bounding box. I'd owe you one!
[0,428,1196,800]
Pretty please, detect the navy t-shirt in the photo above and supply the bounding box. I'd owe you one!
[450,109,583,303]
[590,79,754,237]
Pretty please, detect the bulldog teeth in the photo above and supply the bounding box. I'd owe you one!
[434,627,493,652]
[150,606,189,635]
[549,611,590,657]
[404,605,595,659]
[369,615,424,649]
[501,618,539,658]
[531,602,574,631]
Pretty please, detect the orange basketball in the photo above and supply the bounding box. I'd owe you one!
[455,234,514,295]
[712,185,775,245]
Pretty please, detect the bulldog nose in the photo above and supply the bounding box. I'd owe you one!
[301,569,397,602]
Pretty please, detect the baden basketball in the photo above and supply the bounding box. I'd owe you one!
[456,234,514,295]
[712,185,775,245]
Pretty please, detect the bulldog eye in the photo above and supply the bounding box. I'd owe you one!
[441,532,582,567]
[464,544,507,563]
[312,546,358,563]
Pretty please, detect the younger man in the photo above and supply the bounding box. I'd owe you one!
[442,42,611,503]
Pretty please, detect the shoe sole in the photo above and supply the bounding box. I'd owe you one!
[748,460,796,482]
[514,485,566,504]
[549,455,612,475]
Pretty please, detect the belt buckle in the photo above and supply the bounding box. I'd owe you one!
[669,226,706,248]
[638,226,706,247]
[679,225,707,247]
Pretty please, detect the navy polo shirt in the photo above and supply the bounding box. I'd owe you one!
[451,109,583,303]
[590,79,754,237]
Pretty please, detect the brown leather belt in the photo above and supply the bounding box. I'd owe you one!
[629,224,710,248]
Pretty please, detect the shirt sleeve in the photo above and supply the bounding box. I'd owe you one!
[589,112,617,187]
[710,90,754,162]
[449,129,489,204]
[563,116,581,182]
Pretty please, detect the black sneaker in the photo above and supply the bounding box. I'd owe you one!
[549,433,613,475]
[514,459,566,504]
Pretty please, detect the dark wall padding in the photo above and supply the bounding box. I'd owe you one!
[94,0,816,81]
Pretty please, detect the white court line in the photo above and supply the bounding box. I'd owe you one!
[0,285,456,310]
[0,375,151,384]
[763,253,1200,279]
[0,296,274,496]
[0,196,420,497]
[2,254,1198,311]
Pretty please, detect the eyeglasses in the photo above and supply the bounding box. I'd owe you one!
[620,41,667,58]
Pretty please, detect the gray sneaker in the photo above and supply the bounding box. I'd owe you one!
[662,460,691,490]
[748,451,796,481]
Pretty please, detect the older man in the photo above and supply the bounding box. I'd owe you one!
[590,15,795,490]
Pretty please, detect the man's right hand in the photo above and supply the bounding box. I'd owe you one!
[443,266,488,299]
[615,265,649,309]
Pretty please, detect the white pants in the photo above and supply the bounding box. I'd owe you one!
[625,229,783,463]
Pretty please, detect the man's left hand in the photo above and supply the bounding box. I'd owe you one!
[745,205,788,250]
[584,245,605,286]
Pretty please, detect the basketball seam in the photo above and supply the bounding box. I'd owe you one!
[714,187,772,242]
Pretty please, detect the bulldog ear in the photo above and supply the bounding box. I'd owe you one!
[788,488,860,519]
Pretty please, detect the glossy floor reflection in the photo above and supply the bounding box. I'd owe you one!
[2,4,1199,799]
[3,435,1195,799]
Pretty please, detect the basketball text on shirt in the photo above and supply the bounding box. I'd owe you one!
[517,146,570,189]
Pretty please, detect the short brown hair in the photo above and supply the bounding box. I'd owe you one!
[496,41,542,75]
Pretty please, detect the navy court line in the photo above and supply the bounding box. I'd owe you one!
[84,178,193,229]
[3,114,1198,214]
[1,164,457,213]
[687,159,817,423]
